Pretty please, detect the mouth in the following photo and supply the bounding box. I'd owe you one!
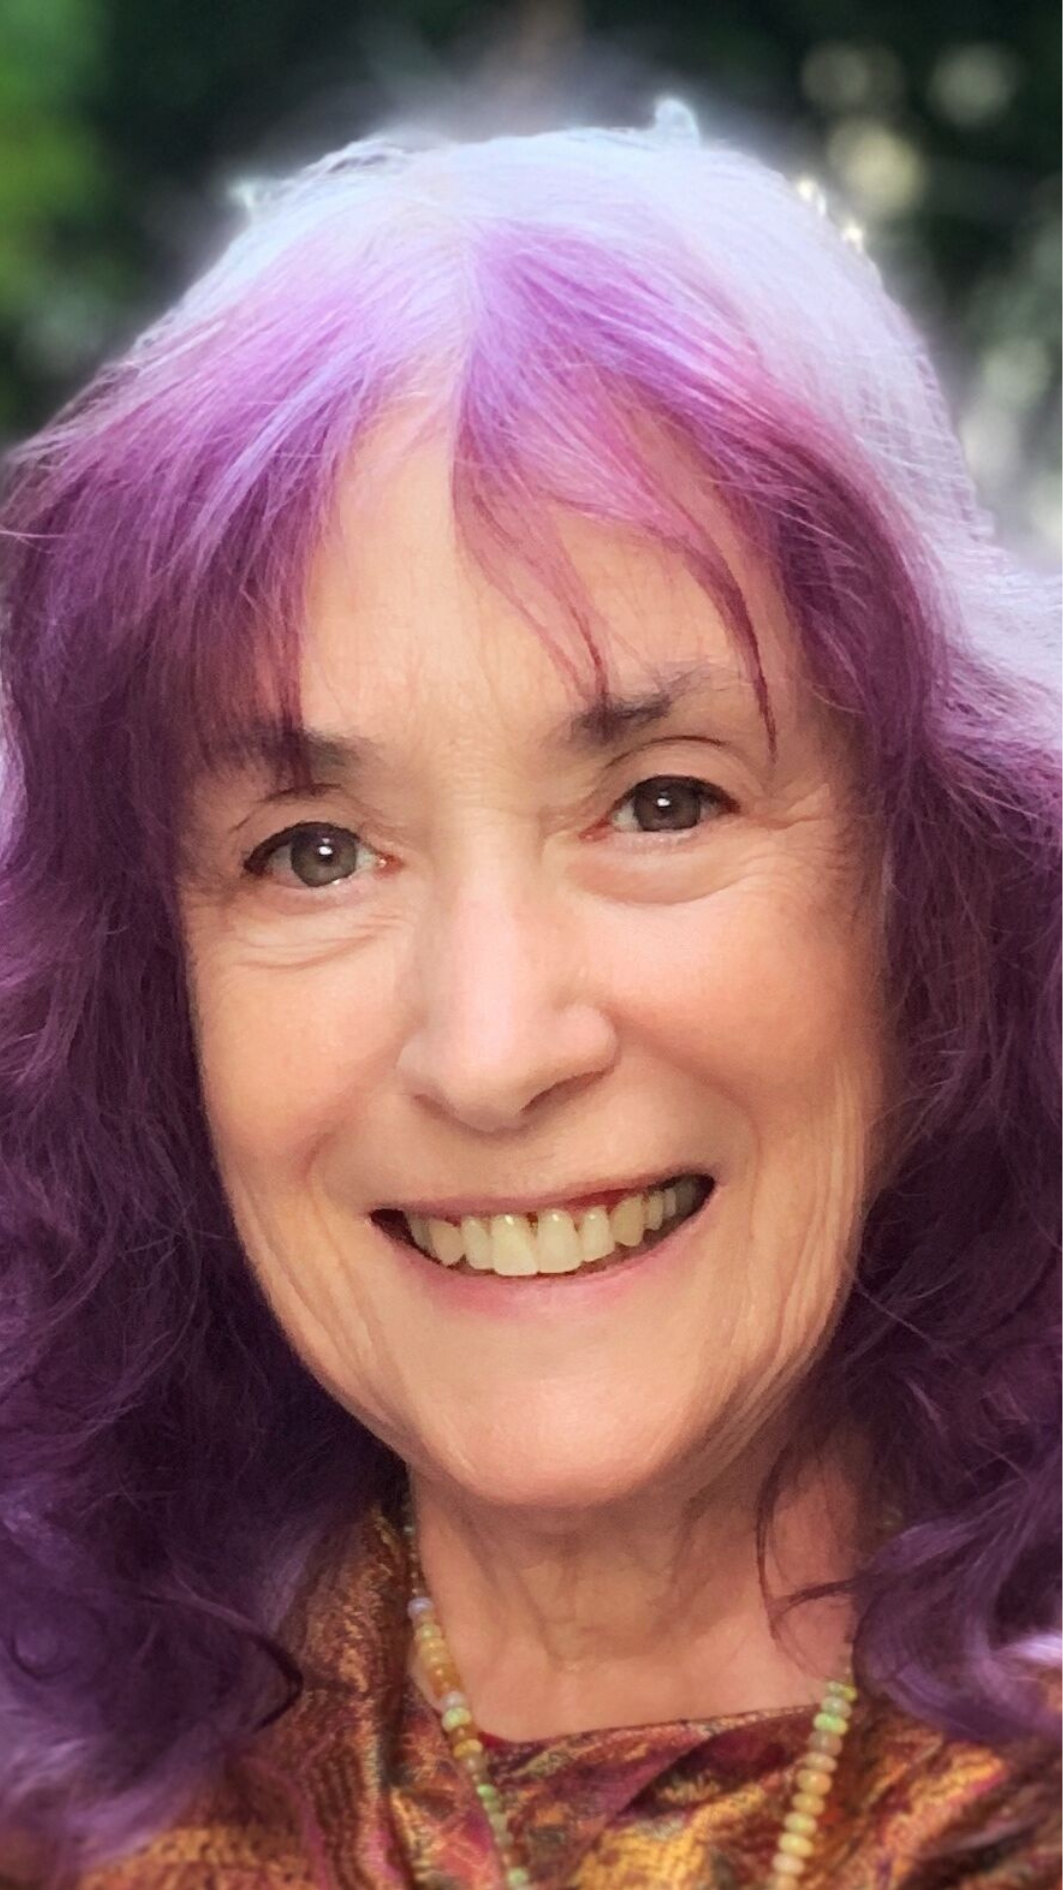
[371,1172,715,1281]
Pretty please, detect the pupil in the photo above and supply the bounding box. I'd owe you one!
[291,830,354,885]
[634,779,703,831]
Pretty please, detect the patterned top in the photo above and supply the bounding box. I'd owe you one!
[12,1501,1063,1888]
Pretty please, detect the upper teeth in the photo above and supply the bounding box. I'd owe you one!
[402,1177,702,1276]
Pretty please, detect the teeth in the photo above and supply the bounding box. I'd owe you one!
[427,1218,464,1266]
[398,1175,707,1276]
[611,1193,646,1247]
[536,1209,583,1274]
[460,1215,493,1270]
[490,1214,538,1277]
[578,1206,615,1263]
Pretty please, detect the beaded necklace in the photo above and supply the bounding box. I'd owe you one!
[401,1492,858,1889]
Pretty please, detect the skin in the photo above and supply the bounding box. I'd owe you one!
[179,420,892,1738]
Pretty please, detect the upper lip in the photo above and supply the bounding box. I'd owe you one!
[375,1167,712,1221]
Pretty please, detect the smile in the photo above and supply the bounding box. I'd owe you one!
[372,1173,714,1279]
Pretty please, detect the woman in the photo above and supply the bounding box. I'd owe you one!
[0,101,1059,1890]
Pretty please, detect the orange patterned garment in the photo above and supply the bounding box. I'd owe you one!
[44,1503,1063,1888]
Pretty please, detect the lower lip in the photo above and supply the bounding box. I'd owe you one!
[378,1185,718,1319]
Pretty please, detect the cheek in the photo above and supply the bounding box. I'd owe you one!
[185,948,397,1176]
[603,879,883,1123]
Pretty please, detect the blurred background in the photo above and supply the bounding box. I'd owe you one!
[0,0,1059,561]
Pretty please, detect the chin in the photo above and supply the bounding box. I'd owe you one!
[417,1419,687,1519]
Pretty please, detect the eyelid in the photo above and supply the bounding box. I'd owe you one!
[616,768,734,798]
[609,729,749,770]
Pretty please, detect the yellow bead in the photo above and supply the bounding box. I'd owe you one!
[800,1749,838,1772]
[808,1729,844,1755]
[792,1790,828,1814]
[795,1768,832,1791]
[820,1693,853,1717]
[783,1812,819,1837]
[769,1855,807,1877]
[795,1766,833,1789]
[425,1665,462,1695]
[778,1833,815,1858]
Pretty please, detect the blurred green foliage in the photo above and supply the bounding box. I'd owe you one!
[0,0,1059,553]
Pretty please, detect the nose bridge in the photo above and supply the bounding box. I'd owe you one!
[396,856,615,1130]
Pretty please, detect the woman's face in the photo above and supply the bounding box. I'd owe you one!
[180,428,888,1512]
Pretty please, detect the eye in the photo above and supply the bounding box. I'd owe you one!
[608,776,732,835]
[241,822,380,889]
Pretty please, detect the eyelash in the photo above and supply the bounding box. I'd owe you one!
[240,775,734,890]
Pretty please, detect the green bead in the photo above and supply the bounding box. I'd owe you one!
[506,1872,531,1888]
[476,1782,500,1805]
[442,1705,473,1732]
[812,1710,849,1735]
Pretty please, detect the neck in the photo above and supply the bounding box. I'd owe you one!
[406,1436,869,1740]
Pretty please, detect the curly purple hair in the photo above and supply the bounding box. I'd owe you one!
[0,105,1059,1885]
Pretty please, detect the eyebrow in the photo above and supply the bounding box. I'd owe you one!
[203,658,763,791]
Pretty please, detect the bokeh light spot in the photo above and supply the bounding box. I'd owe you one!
[827,119,927,218]
[928,43,1023,128]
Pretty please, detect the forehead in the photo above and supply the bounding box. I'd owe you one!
[295,424,804,747]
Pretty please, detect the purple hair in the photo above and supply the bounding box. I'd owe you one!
[0,106,1059,1884]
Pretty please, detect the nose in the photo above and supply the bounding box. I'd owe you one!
[394,873,619,1133]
